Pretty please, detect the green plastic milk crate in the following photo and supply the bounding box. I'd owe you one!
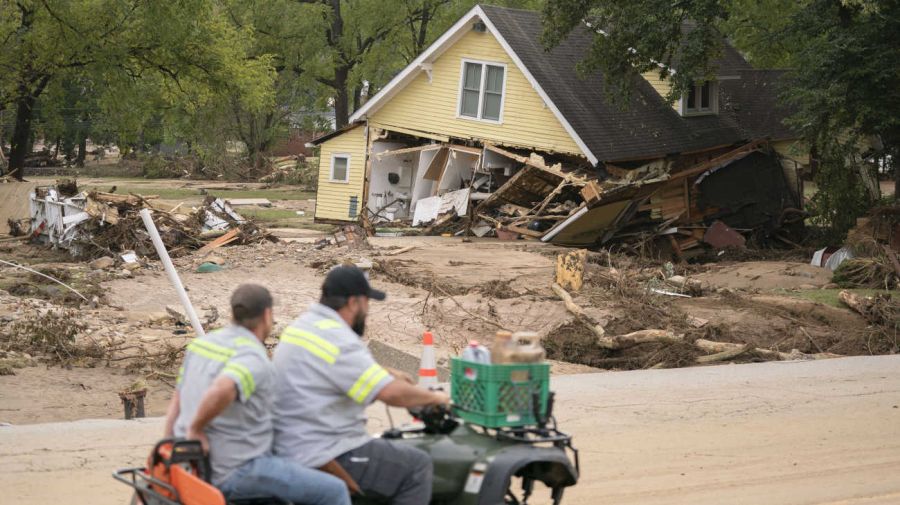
[450,358,550,428]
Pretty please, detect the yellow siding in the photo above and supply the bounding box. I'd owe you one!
[641,70,678,110]
[369,29,582,156]
[315,125,367,221]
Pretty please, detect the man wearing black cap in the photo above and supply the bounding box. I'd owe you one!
[164,284,349,505]
[272,265,449,505]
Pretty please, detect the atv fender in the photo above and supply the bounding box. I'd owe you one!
[476,446,578,505]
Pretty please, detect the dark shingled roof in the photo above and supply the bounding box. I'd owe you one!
[720,69,797,141]
[479,5,796,163]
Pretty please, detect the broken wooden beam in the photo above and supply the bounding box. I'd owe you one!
[597,329,683,350]
[695,343,752,364]
[197,228,240,255]
[551,282,606,339]
[384,245,417,256]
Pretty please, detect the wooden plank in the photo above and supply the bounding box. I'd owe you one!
[670,139,767,181]
[505,224,544,238]
[422,147,449,181]
[375,144,442,159]
[197,228,240,255]
[447,144,483,155]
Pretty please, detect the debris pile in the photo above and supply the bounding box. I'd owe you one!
[28,182,274,259]
[2,307,102,365]
[363,137,803,257]
[542,248,859,369]
[814,205,900,289]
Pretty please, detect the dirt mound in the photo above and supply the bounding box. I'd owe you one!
[692,261,832,291]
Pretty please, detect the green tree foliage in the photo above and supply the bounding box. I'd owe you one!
[0,0,273,179]
[542,0,729,102]
[784,0,900,237]
[542,0,900,238]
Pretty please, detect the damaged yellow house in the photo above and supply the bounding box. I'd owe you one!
[311,4,806,247]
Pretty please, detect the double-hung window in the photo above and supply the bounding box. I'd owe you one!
[458,60,505,122]
[682,81,718,115]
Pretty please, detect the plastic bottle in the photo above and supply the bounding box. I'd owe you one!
[491,330,516,364]
[511,331,545,363]
[462,340,491,364]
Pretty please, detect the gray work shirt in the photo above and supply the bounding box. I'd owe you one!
[272,303,394,467]
[174,325,274,485]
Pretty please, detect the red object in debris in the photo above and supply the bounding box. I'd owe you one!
[703,220,746,249]
[496,229,519,241]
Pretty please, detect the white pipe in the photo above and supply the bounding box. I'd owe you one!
[139,208,206,338]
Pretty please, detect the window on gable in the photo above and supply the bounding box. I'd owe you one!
[330,154,350,182]
[683,80,717,115]
[458,61,505,122]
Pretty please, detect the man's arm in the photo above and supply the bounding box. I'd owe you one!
[163,390,180,438]
[187,375,238,452]
[376,380,449,408]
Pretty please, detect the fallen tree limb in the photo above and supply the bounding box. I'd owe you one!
[384,245,417,256]
[551,282,606,339]
[597,329,683,350]
[696,343,752,363]
[694,338,843,361]
[838,290,867,315]
[433,285,503,329]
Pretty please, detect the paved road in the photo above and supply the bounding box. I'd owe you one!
[2,356,898,505]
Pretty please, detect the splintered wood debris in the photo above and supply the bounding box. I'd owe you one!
[363,135,803,256]
[28,183,274,259]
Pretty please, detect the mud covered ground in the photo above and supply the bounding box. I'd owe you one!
[0,229,895,425]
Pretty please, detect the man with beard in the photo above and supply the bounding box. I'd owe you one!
[273,265,449,505]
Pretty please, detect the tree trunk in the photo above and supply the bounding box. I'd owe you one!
[9,96,37,180]
[75,136,87,167]
[334,65,350,128]
[8,76,51,180]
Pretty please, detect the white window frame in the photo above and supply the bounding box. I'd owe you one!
[329,153,351,183]
[456,58,507,124]
[680,80,719,116]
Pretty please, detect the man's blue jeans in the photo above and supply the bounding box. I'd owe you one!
[218,455,350,505]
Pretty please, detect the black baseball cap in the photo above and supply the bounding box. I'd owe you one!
[322,265,386,301]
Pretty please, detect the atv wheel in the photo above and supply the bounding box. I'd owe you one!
[504,476,565,505]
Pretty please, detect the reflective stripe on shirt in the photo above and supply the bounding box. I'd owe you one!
[279,327,340,364]
[223,362,256,397]
[347,364,389,404]
[314,319,344,330]
[187,339,236,362]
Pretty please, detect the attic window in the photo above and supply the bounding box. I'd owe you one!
[682,81,718,116]
[458,59,506,122]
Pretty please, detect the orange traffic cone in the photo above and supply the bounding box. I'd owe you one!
[418,331,437,387]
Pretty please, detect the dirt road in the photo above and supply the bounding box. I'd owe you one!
[2,356,898,505]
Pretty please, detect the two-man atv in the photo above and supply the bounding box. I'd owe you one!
[114,393,578,505]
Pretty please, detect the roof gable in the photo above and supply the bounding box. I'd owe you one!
[354,4,796,164]
[350,5,598,164]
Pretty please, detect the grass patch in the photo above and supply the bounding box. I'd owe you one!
[239,208,334,232]
[239,209,302,220]
[782,288,898,308]
[78,184,315,202]
[28,176,314,202]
